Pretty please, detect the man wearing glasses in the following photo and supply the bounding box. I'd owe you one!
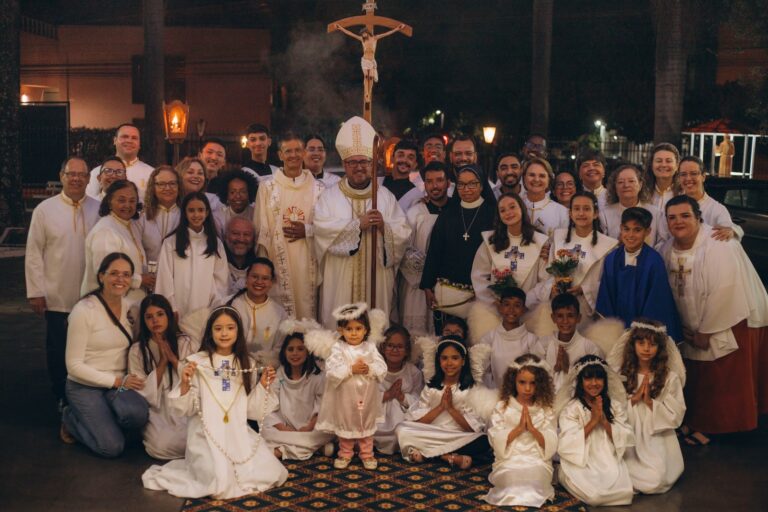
[26,157,100,412]
[86,124,154,200]
[313,116,412,327]
[521,134,548,160]
[303,134,341,189]
[91,156,128,200]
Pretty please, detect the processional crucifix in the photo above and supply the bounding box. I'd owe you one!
[328,1,412,123]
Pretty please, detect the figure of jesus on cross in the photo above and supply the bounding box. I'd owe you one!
[329,1,412,122]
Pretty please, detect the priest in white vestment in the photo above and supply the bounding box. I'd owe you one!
[254,135,324,320]
[313,116,411,327]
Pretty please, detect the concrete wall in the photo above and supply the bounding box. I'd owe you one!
[21,26,273,135]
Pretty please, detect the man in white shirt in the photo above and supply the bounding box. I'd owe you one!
[86,124,154,200]
[26,157,100,408]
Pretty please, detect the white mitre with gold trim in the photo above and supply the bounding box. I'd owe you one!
[335,116,376,160]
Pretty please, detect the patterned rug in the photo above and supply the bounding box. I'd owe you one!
[181,454,585,511]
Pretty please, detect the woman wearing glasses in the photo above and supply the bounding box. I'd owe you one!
[138,166,182,263]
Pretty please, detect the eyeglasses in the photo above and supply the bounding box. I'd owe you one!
[456,181,481,190]
[306,147,326,153]
[101,168,126,177]
[63,172,89,179]
[384,344,405,351]
[155,181,178,189]
[555,181,576,189]
[105,270,132,279]
[677,171,702,179]
[344,159,371,168]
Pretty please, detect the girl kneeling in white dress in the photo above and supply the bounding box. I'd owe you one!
[556,355,634,506]
[397,335,491,469]
[608,319,686,494]
[129,294,196,460]
[374,325,425,454]
[483,354,558,508]
[258,326,335,461]
[142,306,288,499]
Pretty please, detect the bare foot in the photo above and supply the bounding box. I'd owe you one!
[274,447,283,458]
[409,448,424,463]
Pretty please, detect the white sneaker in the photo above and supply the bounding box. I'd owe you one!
[333,457,351,469]
[323,442,335,457]
[362,457,378,470]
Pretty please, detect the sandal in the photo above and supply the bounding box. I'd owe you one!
[684,431,711,446]
[59,422,76,445]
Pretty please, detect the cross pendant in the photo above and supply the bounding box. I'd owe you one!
[462,232,469,241]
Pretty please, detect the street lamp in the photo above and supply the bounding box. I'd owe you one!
[483,126,497,144]
[163,100,189,165]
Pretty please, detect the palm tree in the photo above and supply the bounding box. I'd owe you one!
[143,0,165,165]
[530,0,553,137]
[652,0,686,145]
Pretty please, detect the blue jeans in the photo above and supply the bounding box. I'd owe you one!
[63,379,149,458]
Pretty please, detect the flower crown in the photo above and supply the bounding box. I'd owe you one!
[509,358,552,373]
[630,321,667,334]
[571,357,609,377]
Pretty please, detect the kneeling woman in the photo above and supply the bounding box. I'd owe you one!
[62,252,149,457]
[396,336,489,469]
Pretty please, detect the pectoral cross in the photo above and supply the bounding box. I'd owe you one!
[670,257,691,297]
[329,1,412,123]
[215,360,231,391]
[462,232,470,241]
[571,244,587,259]
[504,246,523,271]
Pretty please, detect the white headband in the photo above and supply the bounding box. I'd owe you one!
[509,358,552,373]
[332,302,368,321]
[630,321,667,334]
[437,338,467,355]
[571,358,609,377]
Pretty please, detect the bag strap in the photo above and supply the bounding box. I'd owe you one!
[94,293,133,345]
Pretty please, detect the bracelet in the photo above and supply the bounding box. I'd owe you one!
[117,374,129,393]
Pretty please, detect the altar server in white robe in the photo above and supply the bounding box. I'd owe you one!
[137,166,181,263]
[82,180,150,304]
[556,355,634,506]
[375,325,425,454]
[520,157,569,237]
[303,134,342,189]
[155,192,229,319]
[471,192,549,310]
[255,326,334,460]
[396,336,491,469]
[26,157,100,407]
[643,143,680,212]
[399,162,450,334]
[483,354,558,508]
[599,164,667,246]
[129,294,196,460]
[227,258,289,357]
[678,155,744,241]
[608,320,686,494]
[530,191,618,317]
[142,306,288,499]
[543,293,603,392]
[212,170,257,240]
[254,134,324,320]
[313,116,411,327]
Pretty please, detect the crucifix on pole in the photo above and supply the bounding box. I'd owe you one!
[329,1,412,123]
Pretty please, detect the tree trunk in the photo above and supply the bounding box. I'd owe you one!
[652,0,686,145]
[143,0,165,165]
[530,0,553,137]
[0,0,23,231]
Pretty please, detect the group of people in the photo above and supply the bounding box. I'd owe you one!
[24,115,768,506]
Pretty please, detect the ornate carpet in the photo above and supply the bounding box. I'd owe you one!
[181,454,585,511]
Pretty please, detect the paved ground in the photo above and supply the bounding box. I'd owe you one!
[1,256,766,512]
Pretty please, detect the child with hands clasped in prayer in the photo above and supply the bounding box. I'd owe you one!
[396,336,489,470]
[556,355,634,506]
[483,354,558,508]
[607,319,686,494]
[142,306,287,499]
[307,303,388,470]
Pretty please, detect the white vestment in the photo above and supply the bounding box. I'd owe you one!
[313,180,411,327]
[650,186,675,213]
[698,193,744,240]
[82,214,147,303]
[471,230,549,308]
[396,384,486,460]
[483,399,558,508]
[399,201,440,334]
[254,169,323,319]
[128,334,196,460]
[86,159,155,200]
[155,230,229,319]
[558,399,635,506]
[137,205,181,264]
[623,372,686,494]
[479,324,546,388]
[522,195,569,237]
[213,204,255,241]
[254,366,334,460]
[530,229,618,317]
[316,339,388,438]
[142,352,288,499]
[543,331,604,393]
[229,295,288,356]
[599,201,668,247]
[25,193,100,312]
[374,363,425,454]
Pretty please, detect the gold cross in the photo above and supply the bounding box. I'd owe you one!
[670,257,691,297]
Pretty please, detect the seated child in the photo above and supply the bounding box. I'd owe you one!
[543,293,603,392]
[374,325,425,454]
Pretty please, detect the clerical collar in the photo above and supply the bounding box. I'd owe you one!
[460,197,484,209]
[339,178,372,200]
[585,184,605,196]
[426,201,445,215]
